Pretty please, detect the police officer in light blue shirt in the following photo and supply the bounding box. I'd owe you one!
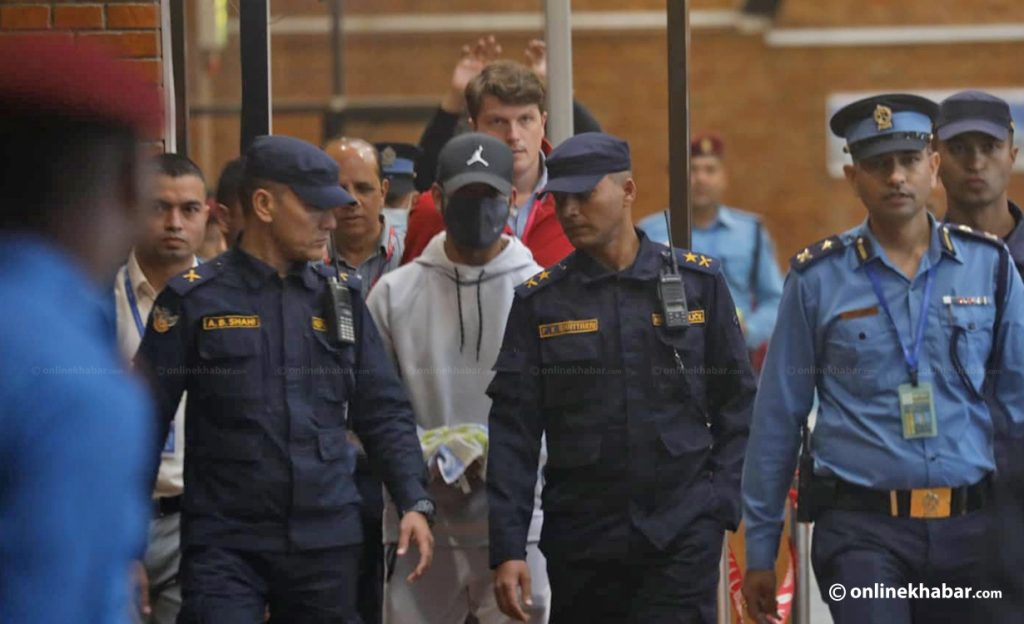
[741,94,1024,624]
[638,133,783,355]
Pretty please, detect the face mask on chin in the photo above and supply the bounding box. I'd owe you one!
[443,194,510,250]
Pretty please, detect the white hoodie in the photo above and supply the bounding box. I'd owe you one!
[367,232,544,547]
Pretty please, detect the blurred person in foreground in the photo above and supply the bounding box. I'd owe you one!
[0,35,161,623]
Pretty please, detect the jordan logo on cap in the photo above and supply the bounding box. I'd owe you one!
[466,145,489,167]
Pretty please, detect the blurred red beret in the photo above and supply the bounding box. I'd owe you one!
[691,132,724,158]
[0,35,162,136]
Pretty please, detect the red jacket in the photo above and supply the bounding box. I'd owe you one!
[400,191,572,268]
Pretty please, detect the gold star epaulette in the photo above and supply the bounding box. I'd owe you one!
[315,263,363,292]
[790,235,845,272]
[944,223,1005,253]
[672,249,719,275]
[166,260,221,296]
[515,263,568,298]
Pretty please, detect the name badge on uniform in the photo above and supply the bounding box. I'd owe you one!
[899,382,937,439]
[538,319,599,339]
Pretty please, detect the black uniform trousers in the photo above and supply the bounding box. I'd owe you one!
[176,543,363,624]
[812,507,991,623]
[545,516,724,624]
[355,466,384,624]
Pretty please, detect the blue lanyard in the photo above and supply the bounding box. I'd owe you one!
[124,267,146,339]
[864,260,936,386]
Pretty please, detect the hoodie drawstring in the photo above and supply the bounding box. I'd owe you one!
[454,266,466,354]
[475,269,486,362]
[452,267,487,362]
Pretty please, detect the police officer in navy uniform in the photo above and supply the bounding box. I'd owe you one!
[742,94,1024,624]
[135,135,435,623]
[935,90,1024,618]
[487,132,755,623]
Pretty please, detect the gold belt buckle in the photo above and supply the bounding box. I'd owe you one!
[909,487,951,518]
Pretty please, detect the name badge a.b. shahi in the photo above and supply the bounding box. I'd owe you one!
[538,319,599,339]
[202,315,261,330]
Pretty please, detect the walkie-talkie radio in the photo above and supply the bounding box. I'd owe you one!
[326,234,356,345]
[659,209,690,328]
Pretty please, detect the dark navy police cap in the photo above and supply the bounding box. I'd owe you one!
[829,94,939,162]
[437,133,514,197]
[544,132,632,194]
[245,135,355,210]
[936,90,1014,142]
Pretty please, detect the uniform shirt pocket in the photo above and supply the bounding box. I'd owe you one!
[195,324,262,402]
[539,332,602,414]
[310,331,354,428]
[940,303,996,392]
[823,310,894,396]
[652,325,706,408]
[292,426,360,511]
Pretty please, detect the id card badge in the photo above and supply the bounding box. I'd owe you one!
[899,382,937,439]
[162,420,176,455]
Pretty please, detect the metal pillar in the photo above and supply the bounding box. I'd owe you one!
[666,0,691,248]
[543,0,574,146]
[718,535,732,624]
[168,0,188,153]
[239,0,271,152]
[795,514,812,624]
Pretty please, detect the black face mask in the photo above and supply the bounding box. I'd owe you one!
[443,195,510,249]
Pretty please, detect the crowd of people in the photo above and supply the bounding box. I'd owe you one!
[1,30,1022,624]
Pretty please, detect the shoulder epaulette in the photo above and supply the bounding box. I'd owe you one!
[166,260,221,296]
[944,223,1006,251]
[671,248,720,275]
[315,263,363,293]
[790,235,845,272]
[515,261,569,298]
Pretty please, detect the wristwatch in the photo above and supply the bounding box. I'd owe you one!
[404,499,436,526]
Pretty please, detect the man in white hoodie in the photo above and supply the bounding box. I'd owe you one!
[368,133,550,623]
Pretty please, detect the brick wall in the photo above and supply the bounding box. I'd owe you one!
[187,1,1024,263]
[0,1,164,132]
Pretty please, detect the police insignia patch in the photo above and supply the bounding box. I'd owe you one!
[790,235,844,271]
[152,306,179,333]
[381,146,397,167]
[311,316,327,332]
[874,104,893,130]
